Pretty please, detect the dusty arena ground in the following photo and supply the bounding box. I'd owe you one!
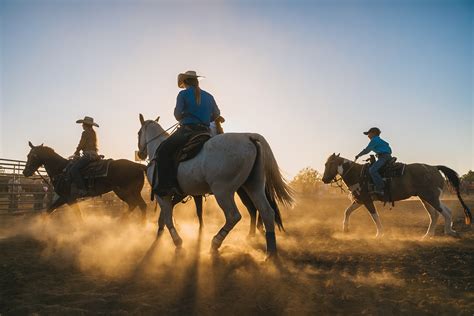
[0,194,473,315]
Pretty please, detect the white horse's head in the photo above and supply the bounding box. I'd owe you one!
[137,113,167,160]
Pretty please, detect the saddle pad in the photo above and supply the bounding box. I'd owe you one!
[82,159,112,179]
[177,133,211,162]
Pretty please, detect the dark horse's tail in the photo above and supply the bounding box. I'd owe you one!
[437,165,472,225]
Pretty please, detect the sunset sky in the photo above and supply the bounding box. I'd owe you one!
[0,0,472,177]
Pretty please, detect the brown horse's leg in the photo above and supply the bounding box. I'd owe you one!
[67,201,84,224]
[364,200,384,237]
[113,189,138,222]
[419,198,439,238]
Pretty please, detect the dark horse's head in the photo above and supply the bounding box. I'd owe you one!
[137,113,162,160]
[23,141,45,177]
[321,153,344,184]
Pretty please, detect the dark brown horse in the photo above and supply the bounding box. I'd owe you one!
[23,142,147,220]
[322,153,471,238]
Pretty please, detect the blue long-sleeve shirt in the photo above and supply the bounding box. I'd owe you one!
[174,87,220,126]
[357,136,392,157]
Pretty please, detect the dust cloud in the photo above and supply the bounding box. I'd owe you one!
[0,194,473,314]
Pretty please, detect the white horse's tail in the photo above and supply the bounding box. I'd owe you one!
[250,134,294,208]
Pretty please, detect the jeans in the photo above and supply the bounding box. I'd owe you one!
[369,154,392,191]
[70,154,97,190]
[156,124,209,194]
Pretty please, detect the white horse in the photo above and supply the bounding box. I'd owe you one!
[137,114,293,258]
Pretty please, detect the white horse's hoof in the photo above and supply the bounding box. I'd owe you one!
[446,230,459,238]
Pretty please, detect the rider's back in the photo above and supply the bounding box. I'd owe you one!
[174,87,219,126]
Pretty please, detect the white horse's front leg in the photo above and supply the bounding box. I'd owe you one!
[343,201,362,233]
[365,201,384,237]
[158,197,183,248]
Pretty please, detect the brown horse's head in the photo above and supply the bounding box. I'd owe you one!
[23,141,47,177]
[322,153,343,184]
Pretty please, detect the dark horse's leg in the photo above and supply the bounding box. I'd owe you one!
[114,188,147,224]
[193,196,204,232]
[67,201,84,224]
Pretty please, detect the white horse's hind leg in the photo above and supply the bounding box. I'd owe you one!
[243,187,277,258]
[439,202,457,237]
[343,201,362,233]
[420,198,439,238]
[211,192,242,252]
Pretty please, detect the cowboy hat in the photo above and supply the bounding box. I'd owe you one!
[177,70,204,88]
[76,116,99,127]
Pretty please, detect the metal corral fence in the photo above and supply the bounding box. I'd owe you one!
[0,158,152,215]
[0,158,53,215]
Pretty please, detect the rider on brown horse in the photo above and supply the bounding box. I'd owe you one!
[355,127,392,195]
[70,116,100,197]
[155,70,221,198]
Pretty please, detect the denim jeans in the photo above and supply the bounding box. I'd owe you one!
[368,154,392,191]
[70,154,97,190]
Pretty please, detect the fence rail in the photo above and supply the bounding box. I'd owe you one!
[0,158,52,214]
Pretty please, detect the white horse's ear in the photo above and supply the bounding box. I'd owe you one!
[139,113,145,125]
[155,116,160,122]
[28,141,34,148]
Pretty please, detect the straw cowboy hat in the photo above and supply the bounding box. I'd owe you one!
[177,70,204,88]
[76,116,99,127]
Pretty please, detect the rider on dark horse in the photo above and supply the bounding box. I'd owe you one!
[355,127,392,195]
[155,70,221,198]
[70,116,100,198]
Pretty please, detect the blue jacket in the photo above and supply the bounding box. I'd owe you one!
[174,87,220,126]
[357,136,392,157]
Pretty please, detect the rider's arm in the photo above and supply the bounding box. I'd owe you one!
[74,131,86,156]
[174,91,185,121]
[210,96,221,122]
[356,138,376,158]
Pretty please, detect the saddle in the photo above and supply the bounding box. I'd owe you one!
[176,132,211,162]
[362,155,406,205]
[371,156,406,178]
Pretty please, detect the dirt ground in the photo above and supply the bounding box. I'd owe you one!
[0,194,473,315]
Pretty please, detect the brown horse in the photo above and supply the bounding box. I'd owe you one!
[322,153,471,238]
[23,142,147,220]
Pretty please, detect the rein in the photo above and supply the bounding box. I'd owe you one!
[36,170,53,188]
[330,160,358,193]
[142,122,179,147]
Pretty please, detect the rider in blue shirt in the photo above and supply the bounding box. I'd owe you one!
[156,70,221,198]
[355,127,392,195]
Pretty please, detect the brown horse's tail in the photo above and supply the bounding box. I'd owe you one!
[437,165,472,225]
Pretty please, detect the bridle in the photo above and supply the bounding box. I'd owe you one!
[138,121,179,155]
[329,159,357,193]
